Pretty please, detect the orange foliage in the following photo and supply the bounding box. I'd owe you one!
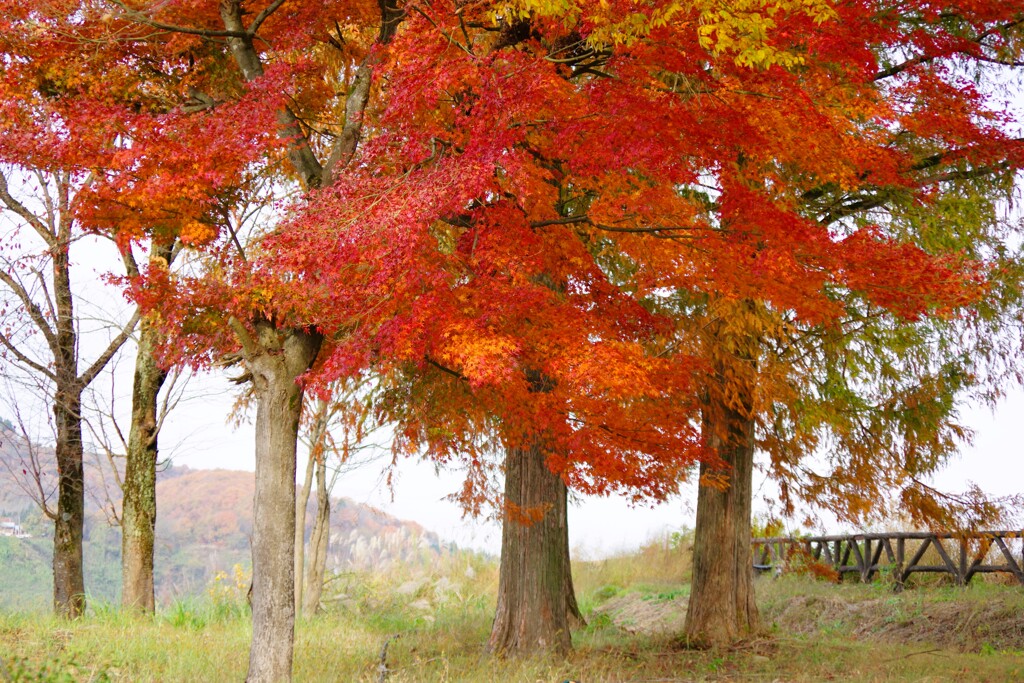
[4,0,1022,521]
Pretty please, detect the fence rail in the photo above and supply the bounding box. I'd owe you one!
[752,531,1024,587]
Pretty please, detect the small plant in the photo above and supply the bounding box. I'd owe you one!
[208,564,252,620]
[2,655,111,682]
[163,599,209,630]
[592,584,623,602]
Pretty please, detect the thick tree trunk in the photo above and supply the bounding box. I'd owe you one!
[488,439,580,656]
[52,389,86,618]
[303,456,330,617]
[246,325,321,683]
[121,318,168,613]
[684,402,759,647]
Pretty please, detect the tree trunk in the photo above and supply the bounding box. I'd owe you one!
[51,227,86,619]
[488,439,580,656]
[245,325,321,683]
[303,453,330,618]
[121,317,168,613]
[683,402,759,647]
[294,449,315,616]
[52,389,86,618]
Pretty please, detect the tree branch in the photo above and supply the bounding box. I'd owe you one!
[0,267,58,355]
[873,18,1024,81]
[322,0,405,185]
[0,329,57,381]
[0,171,56,247]
[79,310,141,387]
[104,0,250,38]
[248,0,289,35]
[219,0,324,188]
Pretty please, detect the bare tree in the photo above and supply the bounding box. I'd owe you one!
[0,169,137,617]
[295,379,385,618]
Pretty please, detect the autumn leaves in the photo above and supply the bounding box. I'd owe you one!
[1,0,1022,677]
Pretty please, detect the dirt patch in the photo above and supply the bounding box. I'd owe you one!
[764,593,1024,653]
[590,592,688,635]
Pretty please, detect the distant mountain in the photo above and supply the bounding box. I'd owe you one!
[0,426,454,610]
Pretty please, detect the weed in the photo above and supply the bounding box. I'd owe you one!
[3,655,111,682]
[162,599,209,630]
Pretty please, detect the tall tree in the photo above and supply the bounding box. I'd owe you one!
[70,1,407,678]
[0,171,138,617]
[263,0,1024,654]
[120,239,180,613]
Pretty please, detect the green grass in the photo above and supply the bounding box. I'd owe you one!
[2,540,1023,682]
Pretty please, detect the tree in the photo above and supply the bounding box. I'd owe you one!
[120,240,179,612]
[295,380,384,617]
[0,170,138,617]
[63,1,407,677]
[262,0,1024,654]
[77,268,190,613]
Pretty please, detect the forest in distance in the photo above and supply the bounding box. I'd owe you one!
[1,0,1024,681]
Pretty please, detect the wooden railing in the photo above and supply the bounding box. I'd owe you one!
[752,531,1024,587]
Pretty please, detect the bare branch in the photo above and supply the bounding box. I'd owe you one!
[79,309,141,388]
[0,171,56,247]
[0,384,58,519]
[0,329,57,381]
[0,265,59,359]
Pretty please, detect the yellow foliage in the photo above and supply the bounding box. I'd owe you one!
[493,0,837,68]
[179,219,217,246]
[208,563,251,607]
[695,0,837,68]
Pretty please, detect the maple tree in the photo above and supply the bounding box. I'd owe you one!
[260,0,1024,653]
[5,1,1022,676]
[26,0,408,678]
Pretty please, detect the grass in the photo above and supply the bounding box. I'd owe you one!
[2,537,1023,681]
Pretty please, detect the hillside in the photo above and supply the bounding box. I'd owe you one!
[0,427,453,610]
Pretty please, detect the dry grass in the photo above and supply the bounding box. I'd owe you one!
[2,538,1023,682]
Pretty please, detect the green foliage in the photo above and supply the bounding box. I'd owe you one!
[162,599,211,630]
[2,656,110,683]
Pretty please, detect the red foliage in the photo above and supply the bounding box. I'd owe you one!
[4,0,1021,512]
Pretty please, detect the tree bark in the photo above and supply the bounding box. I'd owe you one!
[52,388,86,618]
[683,404,758,646]
[245,324,321,683]
[488,439,580,656]
[303,455,330,618]
[51,216,86,619]
[120,313,169,613]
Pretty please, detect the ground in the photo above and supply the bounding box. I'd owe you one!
[1,545,1022,681]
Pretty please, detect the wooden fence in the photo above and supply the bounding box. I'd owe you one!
[752,531,1024,587]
